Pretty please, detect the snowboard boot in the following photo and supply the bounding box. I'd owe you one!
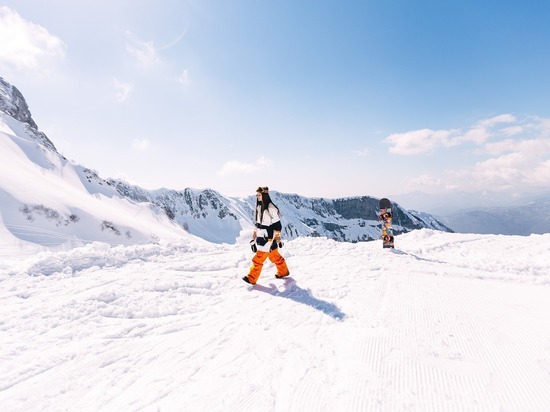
[275,272,290,279]
[242,276,254,284]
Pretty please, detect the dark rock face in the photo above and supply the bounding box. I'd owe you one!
[0,77,58,152]
[333,197,379,220]
[0,77,37,127]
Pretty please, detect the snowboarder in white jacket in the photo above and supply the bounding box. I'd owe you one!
[243,187,290,284]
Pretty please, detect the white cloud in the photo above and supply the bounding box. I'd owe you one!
[458,114,517,145]
[403,174,459,191]
[472,152,526,183]
[486,133,550,156]
[385,128,455,155]
[113,79,133,102]
[484,138,517,156]
[457,125,490,145]
[178,70,189,86]
[217,156,273,176]
[124,28,188,69]
[540,117,550,134]
[0,6,66,76]
[125,31,160,67]
[393,115,550,193]
[530,160,550,185]
[353,148,369,157]
[132,138,150,151]
[500,125,523,137]
[452,135,550,191]
[385,114,535,156]
[477,114,516,128]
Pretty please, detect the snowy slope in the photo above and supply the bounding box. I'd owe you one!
[0,111,190,250]
[1,230,549,411]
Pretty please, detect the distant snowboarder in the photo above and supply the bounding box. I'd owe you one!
[243,187,290,284]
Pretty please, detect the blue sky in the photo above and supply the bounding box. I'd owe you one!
[1,0,550,199]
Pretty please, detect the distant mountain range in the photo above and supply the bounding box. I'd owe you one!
[16,76,550,250]
[392,189,550,215]
[434,200,550,235]
[105,175,452,243]
[393,190,550,235]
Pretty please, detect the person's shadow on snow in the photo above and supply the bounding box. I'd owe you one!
[252,278,346,320]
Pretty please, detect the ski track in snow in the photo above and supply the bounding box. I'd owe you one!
[1,230,550,411]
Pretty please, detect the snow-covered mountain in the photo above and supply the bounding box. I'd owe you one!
[436,198,550,235]
[394,189,550,235]
[107,177,452,243]
[0,77,450,250]
[392,189,534,215]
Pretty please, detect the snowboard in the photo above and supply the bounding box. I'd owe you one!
[378,198,395,249]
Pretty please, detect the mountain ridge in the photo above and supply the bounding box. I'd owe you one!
[0,76,451,248]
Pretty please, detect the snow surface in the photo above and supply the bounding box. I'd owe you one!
[1,229,550,411]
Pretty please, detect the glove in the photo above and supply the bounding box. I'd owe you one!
[273,231,283,248]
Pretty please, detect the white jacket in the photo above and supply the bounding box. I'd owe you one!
[255,203,281,227]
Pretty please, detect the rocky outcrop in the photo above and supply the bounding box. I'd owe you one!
[0,77,57,152]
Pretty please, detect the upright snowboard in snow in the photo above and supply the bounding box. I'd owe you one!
[378,198,395,248]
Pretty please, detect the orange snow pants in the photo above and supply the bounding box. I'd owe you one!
[247,247,289,284]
